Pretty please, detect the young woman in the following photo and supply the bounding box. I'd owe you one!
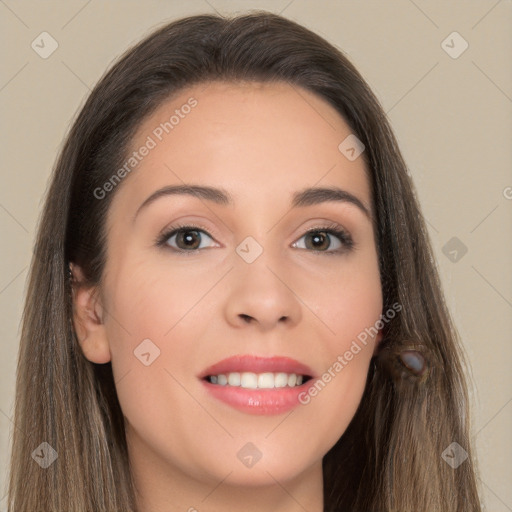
[8,12,481,512]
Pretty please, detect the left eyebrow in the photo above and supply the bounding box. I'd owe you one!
[132,184,372,223]
[291,186,372,220]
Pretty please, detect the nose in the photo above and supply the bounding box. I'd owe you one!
[223,254,302,332]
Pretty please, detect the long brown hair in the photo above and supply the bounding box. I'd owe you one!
[8,12,481,511]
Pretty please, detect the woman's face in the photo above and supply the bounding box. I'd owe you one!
[78,80,382,498]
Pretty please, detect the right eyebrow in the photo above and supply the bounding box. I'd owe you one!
[133,185,232,223]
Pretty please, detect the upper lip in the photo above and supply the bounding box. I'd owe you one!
[198,355,315,379]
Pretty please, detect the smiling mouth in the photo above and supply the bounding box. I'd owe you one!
[203,372,312,389]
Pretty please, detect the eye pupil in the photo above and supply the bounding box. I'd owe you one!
[179,230,200,249]
[307,231,329,250]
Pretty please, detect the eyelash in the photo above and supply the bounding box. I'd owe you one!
[155,221,355,256]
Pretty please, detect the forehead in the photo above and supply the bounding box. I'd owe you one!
[109,80,372,218]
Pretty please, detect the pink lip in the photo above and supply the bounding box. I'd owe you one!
[198,355,316,416]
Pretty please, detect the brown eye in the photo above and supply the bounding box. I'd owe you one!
[159,226,216,252]
[175,229,202,250]
[292,226,353,254]
[304,231,331,251]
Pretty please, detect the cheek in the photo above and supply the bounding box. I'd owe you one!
[105,262,196,342]
[102,268,186,403]
[103,258,211,375]
[300,353,372,461]
[295,254,382,431]
[299,253,383,348]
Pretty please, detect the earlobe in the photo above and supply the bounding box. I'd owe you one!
[70,263,111,364]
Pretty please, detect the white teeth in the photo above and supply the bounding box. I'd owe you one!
[274,372,288,388]
[227,372,240,386]
[240,372,258,388]
[208,372,306,388]
[258,372,275,389]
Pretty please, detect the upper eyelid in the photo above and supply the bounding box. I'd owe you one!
[162,223,350,237]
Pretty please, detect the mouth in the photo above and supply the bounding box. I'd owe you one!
[198,355,316,415]
[198,354,315,385]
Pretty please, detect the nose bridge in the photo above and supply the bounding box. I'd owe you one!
[223,234,302,329]
[235,235,285,298]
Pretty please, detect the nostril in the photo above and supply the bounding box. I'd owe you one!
[240,314,252,323]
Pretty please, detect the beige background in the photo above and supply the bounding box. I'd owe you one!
[1,1,511,510]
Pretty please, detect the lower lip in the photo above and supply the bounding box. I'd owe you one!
[200,379,314,415]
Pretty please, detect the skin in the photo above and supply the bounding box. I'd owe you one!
[71,80,383,512]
